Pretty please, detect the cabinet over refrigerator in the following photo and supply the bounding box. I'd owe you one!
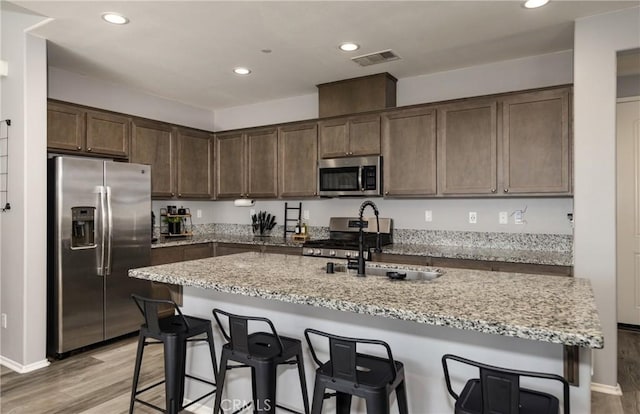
[48,156,151,357]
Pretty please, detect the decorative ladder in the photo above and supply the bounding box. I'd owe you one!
[283,202,302,239]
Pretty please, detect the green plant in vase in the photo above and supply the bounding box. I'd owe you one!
[165,216,182,235]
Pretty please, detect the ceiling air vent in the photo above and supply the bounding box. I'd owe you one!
[351,50,400,67]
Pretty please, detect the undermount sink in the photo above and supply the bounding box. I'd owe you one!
[329,263,443,281]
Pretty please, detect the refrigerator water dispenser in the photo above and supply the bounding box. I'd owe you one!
[71,207,95,248]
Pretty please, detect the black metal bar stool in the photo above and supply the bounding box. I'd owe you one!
[129,294,218,414]
[212,308,310,414]
[442,354,570,414]
[304,328,408,414]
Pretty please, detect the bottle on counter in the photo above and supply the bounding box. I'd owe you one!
[294,220,301,235]
[301,221,308,235]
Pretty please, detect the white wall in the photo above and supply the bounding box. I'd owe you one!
[204,51,574,234]
[172,198,573,235]
[574,6,640,387]
[0,10,49,370]
[48,66,215,131]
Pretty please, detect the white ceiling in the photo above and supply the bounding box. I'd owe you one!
[8,1,640,110]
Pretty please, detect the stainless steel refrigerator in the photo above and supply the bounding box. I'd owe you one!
[48,156,151,357]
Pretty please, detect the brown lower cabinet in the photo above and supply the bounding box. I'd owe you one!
[149,243,215,316]
[214,243,262,257]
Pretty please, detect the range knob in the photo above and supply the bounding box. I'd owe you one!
[305,249,315,255]
[314,249,322,255]
[329,250,336,257]
[353,251,359,257]
[345,252,351,258]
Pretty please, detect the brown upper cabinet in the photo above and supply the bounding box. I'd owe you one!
[48,101,130,158]
[436,86,571,196]
[318,114,381,158]
[501,88,571,194]
[176,127,214,199]
[382,107,437,197]
[215,128,278,199]
[437,99,498,195]
[278,123,318,198]
[130,119,175,198]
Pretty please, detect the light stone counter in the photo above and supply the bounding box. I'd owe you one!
[152,233,572,266]
[129,252,602,348]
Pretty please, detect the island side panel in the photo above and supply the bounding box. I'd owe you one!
[180,286,591,414]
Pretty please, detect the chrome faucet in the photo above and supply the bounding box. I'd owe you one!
[357,200,381,276]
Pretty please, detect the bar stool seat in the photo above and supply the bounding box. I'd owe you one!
[304,328,408,414]
[213,308,310,414]
[442,354,570,414]
[129,294,218,414]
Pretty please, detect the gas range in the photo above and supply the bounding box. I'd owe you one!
[302,217,392,260]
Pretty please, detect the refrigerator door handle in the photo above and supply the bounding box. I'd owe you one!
[97,185,106,276]
[105,186,113,276]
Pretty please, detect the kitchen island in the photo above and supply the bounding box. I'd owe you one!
[130,252,602,413]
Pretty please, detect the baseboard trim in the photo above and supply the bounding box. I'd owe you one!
[591,382,623,396]
[0,356,50,373]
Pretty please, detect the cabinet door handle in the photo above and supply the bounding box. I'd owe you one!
[491,188,496,193]
[87,147,92,152]
[504,188,509,193]
[76,146,82,150]
[178,193,182,197]
[313,191,317,196]
[171,192,175,197]
[385,191,389,195]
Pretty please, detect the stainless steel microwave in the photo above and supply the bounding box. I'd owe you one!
[318,156,382,197]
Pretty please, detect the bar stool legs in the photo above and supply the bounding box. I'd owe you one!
[129,295,219,414]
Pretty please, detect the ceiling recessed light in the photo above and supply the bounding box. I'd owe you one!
[233,67,251,75]
[523,0,549,9]
[101,12,129,25]
[339,42,360,52]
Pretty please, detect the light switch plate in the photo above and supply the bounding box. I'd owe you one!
[303,210,310,220]
[1,313,6,329]
[499,211,508,224]
[425,210,432,222]
[196,209,202,218]
[469,212,477,224]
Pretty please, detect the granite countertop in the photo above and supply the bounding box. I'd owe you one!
[152,233,305,248]
[129,252,602,349]
[152,233,572,266]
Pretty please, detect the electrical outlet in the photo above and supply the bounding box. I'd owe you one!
[468,212,477,224]
[425,210,432,222]
[499,211,508,224]
[303,210,310,220]
[1,313,6,329]
[196,209,202,218]
[514,209,524,225]
[250,209,256,217]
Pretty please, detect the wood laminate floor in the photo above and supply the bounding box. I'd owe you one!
[592,328,640,414]
[1,329,638,413]
[0,337,199,414]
